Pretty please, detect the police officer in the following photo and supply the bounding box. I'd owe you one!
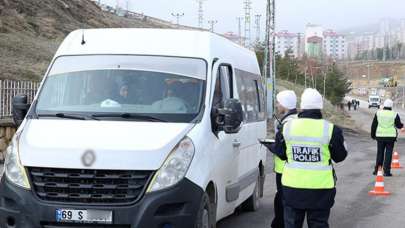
[272,90,298,228]
[371,99,404,176]
[270,88,347,228]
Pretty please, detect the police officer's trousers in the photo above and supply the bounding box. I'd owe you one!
[284,205,330,228]
[271,173,284,228]
[376,140,394,174]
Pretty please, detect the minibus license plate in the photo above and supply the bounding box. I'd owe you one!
[56,209,112,224]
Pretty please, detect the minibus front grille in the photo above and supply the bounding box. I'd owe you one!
[28,167,153,205]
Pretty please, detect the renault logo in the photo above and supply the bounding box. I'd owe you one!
[81,150,96,167]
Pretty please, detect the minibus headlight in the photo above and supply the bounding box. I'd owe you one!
[4,135,30,189]
[147,137,195,192]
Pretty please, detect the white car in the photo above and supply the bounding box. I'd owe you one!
[368,95,381,108]
[0,28,268,228]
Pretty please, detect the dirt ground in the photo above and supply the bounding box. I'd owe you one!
[0,0,169,80]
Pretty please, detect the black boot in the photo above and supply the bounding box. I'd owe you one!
[384,168,392,177]
[372,166,378,175]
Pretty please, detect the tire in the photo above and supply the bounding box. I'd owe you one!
[195,192,216,228]
[242,174,261,212]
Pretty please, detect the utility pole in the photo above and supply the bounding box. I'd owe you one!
[115,0,120,11]
[254,14,262,44]
[367,63,371,89]
[208,20,218,32]
[171,13,185,27]
[402,73,405,108]
[264,0,276,117]
[304,68,307,88]
[323,65,329,98]
[237,17,244,45]
[243,0,252,47]
[297,33,302,58]
[196,0,207,29]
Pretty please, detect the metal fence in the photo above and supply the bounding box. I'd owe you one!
[0,80,40,119]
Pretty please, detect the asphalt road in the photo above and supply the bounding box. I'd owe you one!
[219,102,405,228]
[2,104,405,228]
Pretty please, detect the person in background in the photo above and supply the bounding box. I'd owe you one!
[371,99,405,176]
[347,100,351,111]
[270,88,348,228]
[271,90,298,228]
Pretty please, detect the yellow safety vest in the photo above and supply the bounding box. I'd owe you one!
[376,110,397,138]
[274,114,297,174]
[282,118,335,189]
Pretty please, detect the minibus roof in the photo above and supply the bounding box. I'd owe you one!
[54,28,261,75]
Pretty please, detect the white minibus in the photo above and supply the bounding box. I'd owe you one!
[0,29,267,228]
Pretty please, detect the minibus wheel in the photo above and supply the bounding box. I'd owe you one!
[242,175,260,211]
[195,192,215,228]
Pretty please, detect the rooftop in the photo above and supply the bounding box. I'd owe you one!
[54,28,260,75]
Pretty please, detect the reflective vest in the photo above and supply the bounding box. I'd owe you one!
[282,118,335,189]
[376,110,397,138]
[274,114,297,174]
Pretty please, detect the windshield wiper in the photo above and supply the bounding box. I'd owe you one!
[38,113,99,120]
[91,113,167,122]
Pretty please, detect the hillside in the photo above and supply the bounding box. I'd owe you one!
[0,0,171,80]
[277,80,354,130]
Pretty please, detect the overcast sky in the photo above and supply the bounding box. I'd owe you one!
[100,0,405,35]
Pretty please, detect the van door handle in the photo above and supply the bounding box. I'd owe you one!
[233,140,241,148]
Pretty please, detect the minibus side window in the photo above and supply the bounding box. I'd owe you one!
[211,65,233,132]
[212,66,232,109]
[255,78,266,121]
[235,69,264,123]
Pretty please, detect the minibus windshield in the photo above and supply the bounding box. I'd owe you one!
[36,55,207,123]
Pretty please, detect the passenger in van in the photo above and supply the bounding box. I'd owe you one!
[152,81,188,113]
[115,84,130,104]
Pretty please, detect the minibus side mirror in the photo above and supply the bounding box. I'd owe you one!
[12,94,30,127]
[216,99,243,134]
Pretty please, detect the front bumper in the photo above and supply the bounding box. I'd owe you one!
[0,177,204,228]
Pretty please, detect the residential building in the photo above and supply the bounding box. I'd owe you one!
[275,30,301,58]
[306,36,323,58]
[304,24,323,57]
[400,19,405,43]
[323,30,347,59]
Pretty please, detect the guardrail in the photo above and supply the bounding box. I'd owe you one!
[0,80,40,119]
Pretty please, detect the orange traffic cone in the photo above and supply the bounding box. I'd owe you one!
[391,151,403,169]
[369,167,390,196]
